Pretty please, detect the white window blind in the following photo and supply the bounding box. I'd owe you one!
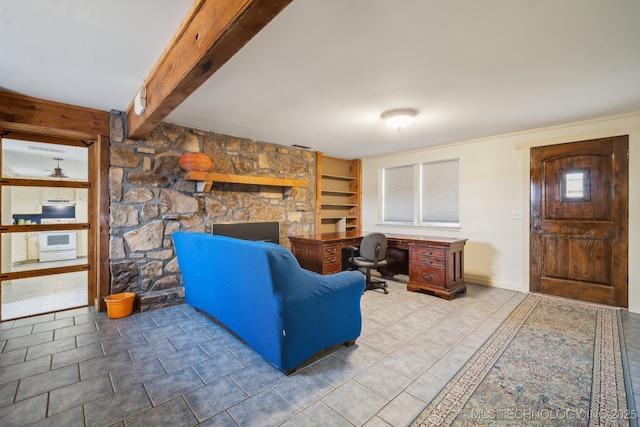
[421,159,459,224]
[383,165,414,222]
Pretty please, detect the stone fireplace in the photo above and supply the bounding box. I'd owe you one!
[108,116,316,311]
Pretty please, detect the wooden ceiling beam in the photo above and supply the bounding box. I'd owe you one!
[126,0,293,139]
[0,91,109,140]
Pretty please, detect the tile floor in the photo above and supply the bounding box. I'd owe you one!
[0,280,636,427]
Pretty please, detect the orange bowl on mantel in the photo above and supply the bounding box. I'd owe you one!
[178,153,213,172]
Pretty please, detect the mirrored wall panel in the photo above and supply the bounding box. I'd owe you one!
[1,186,88,226]
[1,229,88,274]
[2,138,88,181]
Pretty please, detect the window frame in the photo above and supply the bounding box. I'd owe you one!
[379,158,460,229]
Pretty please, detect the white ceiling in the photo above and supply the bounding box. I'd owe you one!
[1,0,639,160]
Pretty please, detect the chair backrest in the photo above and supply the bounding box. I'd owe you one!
[359,233,387,261]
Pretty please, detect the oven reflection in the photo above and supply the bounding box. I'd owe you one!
[5,231,88,272]
[1,188,89,272]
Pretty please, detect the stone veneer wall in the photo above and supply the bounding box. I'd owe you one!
[109,116,316,311]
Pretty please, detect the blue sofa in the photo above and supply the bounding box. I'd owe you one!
[173,232,365,372]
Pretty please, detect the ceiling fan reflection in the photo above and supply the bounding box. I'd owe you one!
[49,157,68,178]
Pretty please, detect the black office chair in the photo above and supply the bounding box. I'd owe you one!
[348,233,389,294]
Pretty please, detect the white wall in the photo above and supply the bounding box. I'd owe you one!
[362,113,640,313]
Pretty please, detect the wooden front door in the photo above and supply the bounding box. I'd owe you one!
[530,136,628,307]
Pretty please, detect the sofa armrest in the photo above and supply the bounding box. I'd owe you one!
[278,269,365,364]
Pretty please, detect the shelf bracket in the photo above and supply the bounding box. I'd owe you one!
[283,187,297,198]
[195,181,212,192]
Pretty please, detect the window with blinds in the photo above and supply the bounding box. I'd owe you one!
[383,165,414,223]
[381,159,459,227]
[421,159,459,225]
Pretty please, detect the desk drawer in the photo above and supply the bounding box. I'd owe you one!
[410,255,445,268]
[324,253,340,265]
[410,265,445,285]
[324,245,340,256]
[323,244,341,275]
[323,262,342,274]
[411,247,445,259]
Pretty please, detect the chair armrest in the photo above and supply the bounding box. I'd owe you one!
[373,243,381,267]
[347,245,358,260]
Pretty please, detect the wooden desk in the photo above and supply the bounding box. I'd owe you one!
[288,231,467,300]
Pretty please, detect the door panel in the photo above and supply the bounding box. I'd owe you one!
[0,137,92,320]
[542,235,611,284]
[530,136,628,307]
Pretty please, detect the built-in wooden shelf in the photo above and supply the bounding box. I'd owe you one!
[321,174,357,181]
[321,190,357,196]
[321,216,359,220]
[317,155,361,233]
[184,171,307,194]
[321,203,358,208]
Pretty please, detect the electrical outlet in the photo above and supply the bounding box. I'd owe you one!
[512,210,522,219]
[490,265,497,275]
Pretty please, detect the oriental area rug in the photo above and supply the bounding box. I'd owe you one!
[411,294,635,426]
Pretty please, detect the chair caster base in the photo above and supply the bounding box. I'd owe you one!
[366,279,388,294]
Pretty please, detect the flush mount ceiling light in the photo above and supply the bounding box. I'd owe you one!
[380,108,418,129]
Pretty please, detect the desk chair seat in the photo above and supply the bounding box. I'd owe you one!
[348,233,389,294]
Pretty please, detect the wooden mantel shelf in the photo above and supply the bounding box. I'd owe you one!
[184,171,308,194]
